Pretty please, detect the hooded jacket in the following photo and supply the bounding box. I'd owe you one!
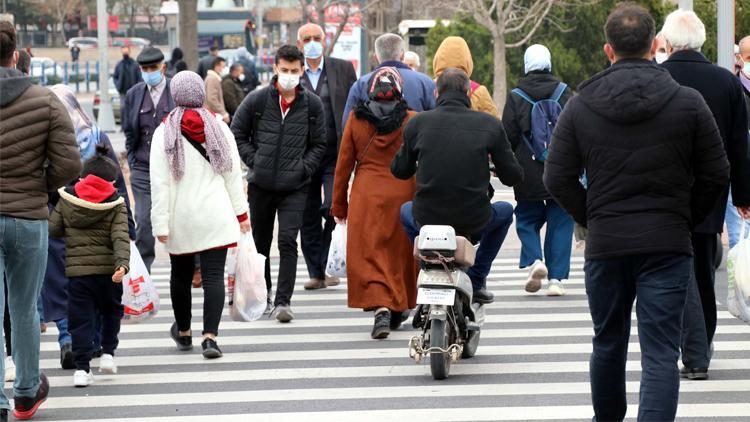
[49,177,130,277]
[433,36,499,117]
[0,68,82,220]
[543,59,730,260]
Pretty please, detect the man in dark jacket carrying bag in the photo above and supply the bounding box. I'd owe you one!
[543,5,729,421]
[231,45,326,323]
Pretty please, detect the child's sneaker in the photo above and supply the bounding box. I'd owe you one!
[99,354,117,374]
[4,356,15,382]
[73,370,94,388]
[525,260,548,293]
[546,279,566,297]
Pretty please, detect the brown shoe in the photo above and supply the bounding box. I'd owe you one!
[325,276,341,287]
[192,268,202,289]
[304,278,326,290]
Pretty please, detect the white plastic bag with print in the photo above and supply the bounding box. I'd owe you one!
[121,242,160,323]
[230,233,267,322]
[728,225,750,324]
[326,224,347,278]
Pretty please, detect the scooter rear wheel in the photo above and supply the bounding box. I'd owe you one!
[429,319,451,380]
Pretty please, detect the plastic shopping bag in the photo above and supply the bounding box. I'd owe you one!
[122,242,160,324]
[230,233,267,322]
[325,224,347,278]
[727,226,750,324]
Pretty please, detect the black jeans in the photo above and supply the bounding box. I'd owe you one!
[585,254,690,422]
[681,232,717,368]
[300,159,336,280]
[248,184,307,306]
[68,275,124,372]
[170,249,227,336]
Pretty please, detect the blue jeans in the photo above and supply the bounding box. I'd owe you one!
[400,201,514,290]
[515,200,575,280]
[726,190,746,249]
[585,254,691,422]
[0,216,48,407]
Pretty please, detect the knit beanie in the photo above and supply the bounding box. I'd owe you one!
[81,145,118,182]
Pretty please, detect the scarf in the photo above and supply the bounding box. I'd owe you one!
[163,107,232,180]
[354,100,409,134]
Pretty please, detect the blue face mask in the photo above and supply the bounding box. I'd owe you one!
[304,41,324,60]
[141,70,162,87]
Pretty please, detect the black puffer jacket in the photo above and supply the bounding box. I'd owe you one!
[544,59,729,260]
[502,71,573,202]
[231,79,327,191]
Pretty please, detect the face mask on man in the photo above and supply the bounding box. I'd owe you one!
[655,52,668,64]
[742,60,750,78]
[220,66,229,77]
[277,73,300,90]
[238,73,246,82]
[142,70,163,87]
[304,41,324,60]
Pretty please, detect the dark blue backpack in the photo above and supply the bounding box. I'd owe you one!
[511,82,567,162]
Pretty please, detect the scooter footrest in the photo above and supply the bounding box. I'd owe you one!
[466,321,481,331]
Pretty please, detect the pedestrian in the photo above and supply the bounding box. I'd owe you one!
[654,32,668,64]
[730,35,750,250]
[404,51,420,72]
[331,67,419,339]
[0,20,81,420]
[122,46,176,272]
[392,68,523,306]
[150,71,249,359]
[432,36,498,117]
[48,145,130,387]
[222,63,246,120]
[342,34,436,130]
[196,46,219,80]
[661,9,750,380]
[234,47,259,94]
[502,44,574,296]
[543,4,729,421]
[15,49,29,75]
[166,47,187,78]
[70,44,80,63]
[296,23,358,291]
[204,56,230,123]
[231,45,327,322]
[113,46,142,121]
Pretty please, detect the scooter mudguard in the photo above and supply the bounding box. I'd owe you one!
[428,306,448,321]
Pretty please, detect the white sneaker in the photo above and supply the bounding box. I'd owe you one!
[99,353,117,374]
[547,279,566,297]
[4,356,15,382]
[73,370,94,387]
[525,260,548,293]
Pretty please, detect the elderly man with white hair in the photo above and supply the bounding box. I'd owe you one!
[661,9,750,380]
[404,51,420,71]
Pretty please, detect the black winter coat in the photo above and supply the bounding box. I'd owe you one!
[231,80,327,192]
[502,71,574,202]
[662,50,750,233]
[544,59,729,260]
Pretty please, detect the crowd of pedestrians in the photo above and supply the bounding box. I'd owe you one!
[1,4,750,421]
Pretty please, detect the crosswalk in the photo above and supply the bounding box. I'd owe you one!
[30,254,750,421]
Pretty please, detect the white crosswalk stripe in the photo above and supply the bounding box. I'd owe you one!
[33,253,750,421]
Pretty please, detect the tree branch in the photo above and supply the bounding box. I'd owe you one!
[505,0,554,47]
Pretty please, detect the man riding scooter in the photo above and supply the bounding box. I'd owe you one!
[392,67,524,306]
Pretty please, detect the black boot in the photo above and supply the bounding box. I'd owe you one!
[473,288,495,304]
[371,309,391,339]
[60,342,75,370]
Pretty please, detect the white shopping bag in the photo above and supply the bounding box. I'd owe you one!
[230,233,267,322]
[122,242,160,324]
[325,224,347,278]
[728,226,750,324]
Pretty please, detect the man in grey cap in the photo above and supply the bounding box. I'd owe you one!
[122,46,176,271]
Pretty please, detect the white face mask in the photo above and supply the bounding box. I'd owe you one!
[277,73,300,90]
[220,66,229,76]
[238,73,246,82]
[655,52,668,64]
[742,61,750,78]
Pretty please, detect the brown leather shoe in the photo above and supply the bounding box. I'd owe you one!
[304,278,326,290]
[192,268,202,289]
[325,276,341,287]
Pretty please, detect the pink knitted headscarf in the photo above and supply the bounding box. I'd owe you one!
[163,71,232,180]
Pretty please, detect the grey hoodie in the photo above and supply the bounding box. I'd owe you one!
[0,67,32,107]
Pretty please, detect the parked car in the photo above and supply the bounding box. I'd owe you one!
[93,77,122,124]
[29,57,64,79]
[112,37,151,48]
[68,37,98,50]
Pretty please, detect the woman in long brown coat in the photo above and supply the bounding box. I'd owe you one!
[331,67,419,339]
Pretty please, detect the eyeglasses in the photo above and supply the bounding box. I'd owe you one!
[302,35,323,43]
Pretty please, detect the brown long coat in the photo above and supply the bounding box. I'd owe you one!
[331,110,419,311]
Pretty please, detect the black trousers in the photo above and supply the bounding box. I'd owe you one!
[300,159,336,280]
[68,275,123,371]
[681,232,718,367]
[170,249,227,336]
[248,183,307,306]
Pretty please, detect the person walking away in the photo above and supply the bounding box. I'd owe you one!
[70,45,80,63]
[433,36,498,117]
[404,51,420,72]
[222,63,246,121]
[729,35,750,250]
[0,20,82,420]
[113,46,142,122]
[122,47,176,272]
[234,47,259,95]
[543,5,729,421]
[196,46,220,80]
[166,48,187,78]
[392,68,523,306]
[205,57,230,124]
[15,50,29,75]
[296,23,358,291]
[661,10,750,380]
[151,71,250,358]
[332,67,419,339]
[342,34,436,130]
[48,146,129,388]
[502,44,574,297]
[231,45,327,322]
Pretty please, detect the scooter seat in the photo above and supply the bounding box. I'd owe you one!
[414,236,476,267]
